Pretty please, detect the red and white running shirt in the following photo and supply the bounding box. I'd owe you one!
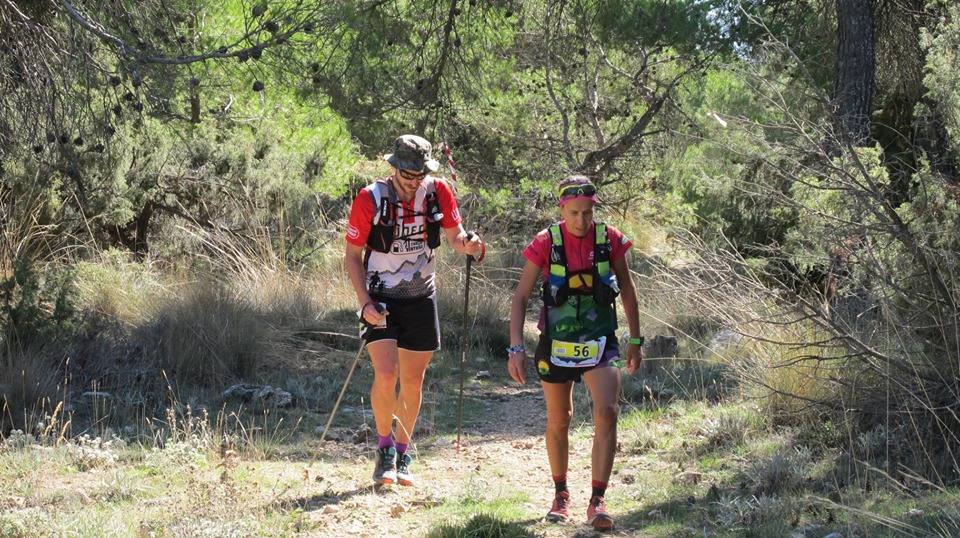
[346,176,462,299]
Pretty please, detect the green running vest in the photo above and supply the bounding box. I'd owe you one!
[543,223,620,343]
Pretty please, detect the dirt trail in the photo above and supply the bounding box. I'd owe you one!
[304,382,644,537]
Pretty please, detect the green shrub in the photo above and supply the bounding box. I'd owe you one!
[425,514,538,538]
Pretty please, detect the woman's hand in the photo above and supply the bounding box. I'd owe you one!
[507,350,527,384]
[625,342,644,375]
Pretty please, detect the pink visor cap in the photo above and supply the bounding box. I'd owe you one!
[557,177,598,207]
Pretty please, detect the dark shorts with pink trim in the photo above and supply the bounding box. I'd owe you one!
[534,333,620,384]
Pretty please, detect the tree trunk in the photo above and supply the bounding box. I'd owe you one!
[190,91,200,123]
[833,0,875,145]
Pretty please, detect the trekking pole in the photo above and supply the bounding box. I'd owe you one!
[319,303,385,443]
[456,234,475,453]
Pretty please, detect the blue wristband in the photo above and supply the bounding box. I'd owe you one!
[506,344,525,354]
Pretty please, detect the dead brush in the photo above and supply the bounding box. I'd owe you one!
[701,408,757,449]
[711,493,797,535]
[0,346,66,434]
[739,445,813,497]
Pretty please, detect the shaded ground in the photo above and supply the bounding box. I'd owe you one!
[3,365,959,537]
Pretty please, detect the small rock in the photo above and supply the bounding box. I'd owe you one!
[676,471,703,485]
[648,508,662,518]
[390,503,406,517]
[709,328,742,351]
[414,418,434,435]
[621,475,635,484]
[645,335,678,358]
[475,370,491,380]
[352,423,372,443]
[322,504,340,514]
[906,508,923,517]
[222,384,292,408]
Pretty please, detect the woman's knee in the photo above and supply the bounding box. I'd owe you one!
[546,408,573,431]
[593,401,619,427]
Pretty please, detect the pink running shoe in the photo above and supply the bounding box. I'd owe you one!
[587,495,614,530]
[546,490,571,522]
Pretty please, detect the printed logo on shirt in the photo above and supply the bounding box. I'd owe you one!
[392,239,425,254]
[451,208,461,222]
[347,224,360,240]
[391,221,426,254]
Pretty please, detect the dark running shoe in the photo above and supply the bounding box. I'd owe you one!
[587,495,614,530]
[373,446,397,485]
[396,452,415,486]
[546,490,570,522]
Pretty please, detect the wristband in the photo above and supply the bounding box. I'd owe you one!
[628,336,644,346]
[506,344,525,354]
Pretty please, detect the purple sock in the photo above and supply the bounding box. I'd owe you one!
[395,442,408,454]
[378,434,394,449]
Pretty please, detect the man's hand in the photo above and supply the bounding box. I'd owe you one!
[507,351,527,384]
[464,232,484,259]
[360,302,388,327]
[625,342,644,375]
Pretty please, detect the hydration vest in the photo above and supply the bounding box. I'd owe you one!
[365,177,444,253]
[542,222,620,342]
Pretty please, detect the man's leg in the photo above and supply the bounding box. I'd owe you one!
[581,365,621,529]
[394,349,433,446]
[367,339,401,485]
[367,340,400,440]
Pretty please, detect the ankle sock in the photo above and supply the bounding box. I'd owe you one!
[591,480,607,500]
[553,474,568,494]
[395,442,408,455]
[378,435,394,450]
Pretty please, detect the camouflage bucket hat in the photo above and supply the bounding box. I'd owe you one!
[384,134,440,173]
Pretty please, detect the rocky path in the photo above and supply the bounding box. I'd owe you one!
[304,382,646,537]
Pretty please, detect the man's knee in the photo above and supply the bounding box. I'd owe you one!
[372,363,399,390]
[399,369,427,391]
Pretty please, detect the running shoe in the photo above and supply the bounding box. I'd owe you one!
[546,490,571,522]
[396,452,415,486]
[587,495,614,530]
[372,446,397,485]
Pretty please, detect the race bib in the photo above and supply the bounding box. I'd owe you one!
[550,336,607,368]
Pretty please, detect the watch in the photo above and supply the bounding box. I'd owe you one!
[628,336,644,346]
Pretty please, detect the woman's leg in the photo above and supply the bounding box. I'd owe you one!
[542,380,575,477]
[581,366,621,484]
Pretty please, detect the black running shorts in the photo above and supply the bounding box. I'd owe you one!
[534,333,620,384]
[360,293,441,352]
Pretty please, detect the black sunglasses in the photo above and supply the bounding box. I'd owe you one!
[397,169,427,180]
[558,183,597,198]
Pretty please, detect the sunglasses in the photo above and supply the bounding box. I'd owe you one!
[397,169,428,180]
[558,183,597,198]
